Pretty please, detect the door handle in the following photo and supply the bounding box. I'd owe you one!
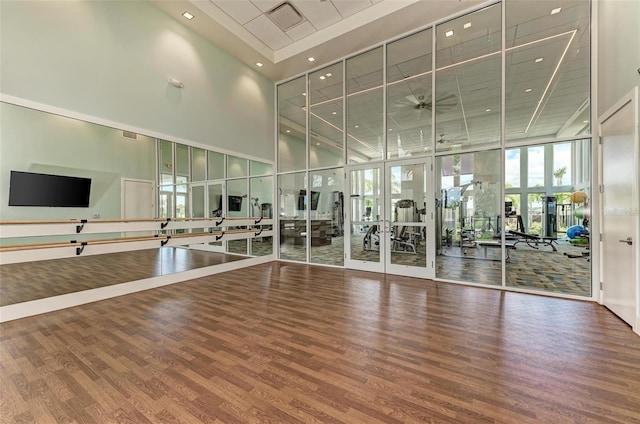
[618,237,633,245]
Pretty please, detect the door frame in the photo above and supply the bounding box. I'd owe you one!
[598,86,640,335]
[384,157,435,279]
[121,178,155,219]
[345,162,386,273]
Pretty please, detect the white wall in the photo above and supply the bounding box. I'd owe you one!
[597,0,640,115]
[0,0,274,161]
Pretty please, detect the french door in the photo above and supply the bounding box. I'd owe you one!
[345,158,435,278]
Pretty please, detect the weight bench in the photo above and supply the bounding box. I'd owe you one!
[508,230,557,251]
[474,240,517,261]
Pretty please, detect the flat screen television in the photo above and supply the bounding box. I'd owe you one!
[228,195,243,212]
[297,190,320,210]
[8,171,91,207]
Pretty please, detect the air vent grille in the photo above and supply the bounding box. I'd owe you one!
[122,131,138,140]
[267,1,305,31]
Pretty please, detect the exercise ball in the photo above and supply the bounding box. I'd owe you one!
[567,225,584,239]
[570,191,588,204]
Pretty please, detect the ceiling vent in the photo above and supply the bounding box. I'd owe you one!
[267,1,305,31]
[122,130,138,140]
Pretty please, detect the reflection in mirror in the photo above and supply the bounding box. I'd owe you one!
[250,176,274,256]
[228,155,248,178]
[346,47,384,163]
[227,178,249,255]
[278,76,307,172]
[505,0,590,142]
[310,62,344,169]
[279,172,307,261]
[505,139,591,296]
[309,168,344,266]
[208,150,225,180]
[192,147,207,182]
[387,28,433,159]
[435,150,502,285]
[435,4,501,151]
[251,160,273,176]
[1,102,265,309]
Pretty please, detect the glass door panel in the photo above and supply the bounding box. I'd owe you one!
[188,184,206,250]
[345,165,384,273]
[385,159,433,278]
[206,182,225,252]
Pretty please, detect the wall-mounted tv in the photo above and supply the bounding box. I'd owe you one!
[297,190,320,211]
[228,195,243,212]
[8,171,92,207]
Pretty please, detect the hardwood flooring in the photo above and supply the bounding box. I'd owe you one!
[1,262,639,423]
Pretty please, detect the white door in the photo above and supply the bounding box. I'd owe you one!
[345,164,385,273]
[385,158,435,278]
[122,178,154,236]
[600,88,639,332]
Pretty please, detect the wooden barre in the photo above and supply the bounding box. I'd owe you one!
[0,217,269,225]
[0,228,269,253]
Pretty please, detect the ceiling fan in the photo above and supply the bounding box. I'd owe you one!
[391,93,458,116]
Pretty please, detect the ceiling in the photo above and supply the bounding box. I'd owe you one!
[150,0,592,161]
[149,0,487,82]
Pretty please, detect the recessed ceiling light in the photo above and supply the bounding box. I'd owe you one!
[326,73,332,77]
[319,75,326,80]
[583,120,589,123]
[445,30,454,37]
[525,88,532,93]
[332,111,337,115]
[256,62,264,67]
[182,11,194,20]
[307,57,315,62]
[463,22,472,29]
[316,142,320,145]
[535,57,544,63]
[302,92,306,96]
[286,130,291,133]
[388,128,392,131]
[551,7,562,15]
[354,125,359,128]
[486,108,491,112]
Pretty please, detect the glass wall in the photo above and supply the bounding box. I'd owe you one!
[309,63,344,169]
[435,4,502,151]
[435,150,502,285]
[346,47,384,163]
[279,172,307,262]
[387,29,433,158]
[276,0,592,297]
[309,168,344,266]
[505,140,591,295]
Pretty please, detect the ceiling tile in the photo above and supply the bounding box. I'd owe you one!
[286,21,317,41]
[291,0,342,30]
[251,0,284,13]
[212,1,262,24]
[245,14,293,50]
[331,0,372,18]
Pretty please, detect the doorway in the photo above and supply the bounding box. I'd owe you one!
[600,88,639,333]
[345,158,434,278]
[122,178,154,237]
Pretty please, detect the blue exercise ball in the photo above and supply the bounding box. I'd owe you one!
[566,225,584,239]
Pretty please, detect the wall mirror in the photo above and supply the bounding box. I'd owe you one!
[0,101,274,308]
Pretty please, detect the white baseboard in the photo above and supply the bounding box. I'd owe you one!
[0,256,273,323]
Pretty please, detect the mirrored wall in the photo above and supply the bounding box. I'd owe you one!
[0,101,274,308]
[277,0,592,297]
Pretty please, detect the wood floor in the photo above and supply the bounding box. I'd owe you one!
[1,262,639,423]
